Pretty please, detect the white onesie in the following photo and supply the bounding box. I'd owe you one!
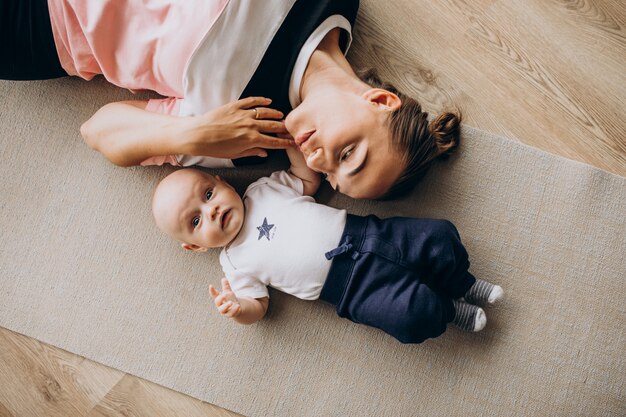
[219,171,347,300]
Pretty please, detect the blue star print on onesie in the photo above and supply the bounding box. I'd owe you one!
[257,217,274,241]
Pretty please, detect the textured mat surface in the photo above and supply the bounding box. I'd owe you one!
[1,78,625,417]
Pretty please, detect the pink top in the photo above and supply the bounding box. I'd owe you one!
[48,0,229,166]
[48,0,228,98]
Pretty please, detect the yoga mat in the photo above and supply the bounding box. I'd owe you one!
[1,77,624,417]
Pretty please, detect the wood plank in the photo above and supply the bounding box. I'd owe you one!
[349,0,626,175]
[87,375,240,417]
[0,327,240,417]
[0,327,123,417]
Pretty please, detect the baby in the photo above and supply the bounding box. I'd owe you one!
[152,148,503,343]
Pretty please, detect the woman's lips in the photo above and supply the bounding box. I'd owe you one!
[295,130,315,148]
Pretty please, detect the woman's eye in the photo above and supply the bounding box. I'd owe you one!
[340,147,354,162]
[192,216,200,228]
[205,189,213,199]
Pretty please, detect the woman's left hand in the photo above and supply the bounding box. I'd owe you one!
[184,96,295,159]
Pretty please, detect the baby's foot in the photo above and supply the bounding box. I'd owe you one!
[464,279,503,305]
[452,299,486,332]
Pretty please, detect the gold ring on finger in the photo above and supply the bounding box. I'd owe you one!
[252,108,258,119]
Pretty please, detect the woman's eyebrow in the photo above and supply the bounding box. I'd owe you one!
[348,152,368,177]
[337,152,368,193]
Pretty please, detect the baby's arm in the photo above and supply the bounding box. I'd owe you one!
[285,146,321,196]
[209,278,269,325]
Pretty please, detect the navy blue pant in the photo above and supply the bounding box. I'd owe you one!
[0,0,67,80]
[320,215,476,344]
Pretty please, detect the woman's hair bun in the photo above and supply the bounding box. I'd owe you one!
[428,112,461,159]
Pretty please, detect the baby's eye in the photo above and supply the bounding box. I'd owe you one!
[205,189,213,200]
[191,216,200,228]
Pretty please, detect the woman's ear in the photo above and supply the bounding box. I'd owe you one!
[363,88,402,111]
[181,243,208,252]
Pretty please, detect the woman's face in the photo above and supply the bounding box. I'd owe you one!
[285,88,405,199]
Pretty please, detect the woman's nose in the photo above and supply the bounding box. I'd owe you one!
[307,147,333,173]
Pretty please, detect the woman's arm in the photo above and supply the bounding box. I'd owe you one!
[81,97,293,167]
[81,100,185,166]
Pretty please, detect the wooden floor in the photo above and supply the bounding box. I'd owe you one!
[1,1,624,416]
[0,328,239,417]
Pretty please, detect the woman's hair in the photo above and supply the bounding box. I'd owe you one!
[359,69,461,199]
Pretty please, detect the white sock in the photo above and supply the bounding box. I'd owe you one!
[464,279,504,305]
[452,299,487,332]
[488,285,504,304]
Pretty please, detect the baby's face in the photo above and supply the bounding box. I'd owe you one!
[153,169,244,250]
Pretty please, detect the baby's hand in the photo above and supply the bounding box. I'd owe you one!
[209,278,241,318]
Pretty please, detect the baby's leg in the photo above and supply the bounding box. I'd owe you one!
[402,219,504,304]
[452,299,486,332]
[401,219,476,299]
[463,278,504,305]
[347,275,456,344]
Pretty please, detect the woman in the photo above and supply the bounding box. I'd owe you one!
[2,0,460,199]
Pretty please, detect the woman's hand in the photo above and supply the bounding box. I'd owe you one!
[209,278,241,318]
[184,97,295,159]
[81,96,294,167]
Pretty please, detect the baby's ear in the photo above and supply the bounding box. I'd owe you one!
[181,243,208,252]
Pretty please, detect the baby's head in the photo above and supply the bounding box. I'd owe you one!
[152,169,244,251]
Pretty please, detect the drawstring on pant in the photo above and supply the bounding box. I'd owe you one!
[325,235,360,260]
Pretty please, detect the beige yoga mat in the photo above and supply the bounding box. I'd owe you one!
[1,77,625,417]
